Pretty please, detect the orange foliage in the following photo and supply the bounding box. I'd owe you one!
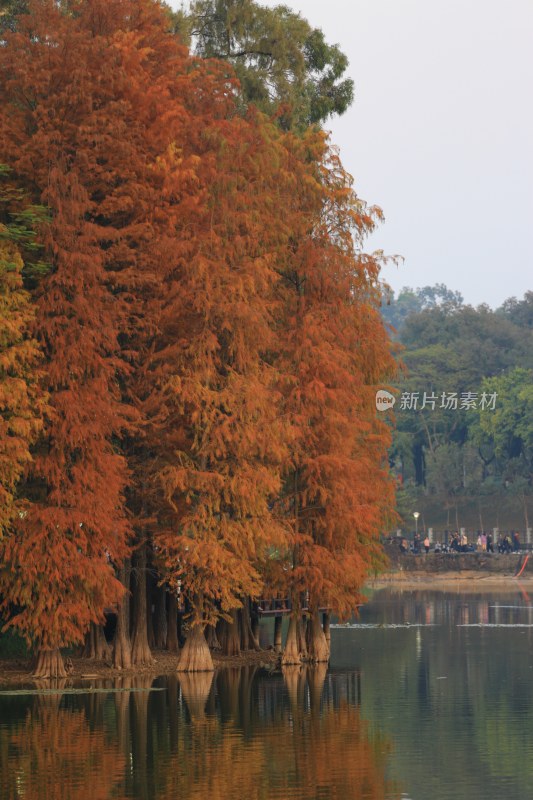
[271,133,397,618]
[0,173,46,539]
[143,108,294,623]
[0,0,397,655]
[0,0,198,649]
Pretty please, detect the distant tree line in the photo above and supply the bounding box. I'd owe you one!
[382,286,533,530]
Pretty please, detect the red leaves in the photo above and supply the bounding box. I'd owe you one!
[0,0,397,646]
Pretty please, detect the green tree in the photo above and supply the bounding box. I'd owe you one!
[0,0,27,34]
[381,283,463,335]
[470,368,533,528]
[178,0,354,130]
[497,291,533,330]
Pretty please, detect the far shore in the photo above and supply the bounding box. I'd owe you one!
[369,570,533,592]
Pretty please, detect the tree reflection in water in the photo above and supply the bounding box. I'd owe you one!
[0,681,127,799]
[0,669,399,800]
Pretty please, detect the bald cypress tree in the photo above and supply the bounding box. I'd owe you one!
[0,0,195,675]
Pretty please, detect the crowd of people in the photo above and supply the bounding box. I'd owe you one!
[396,530,524,555]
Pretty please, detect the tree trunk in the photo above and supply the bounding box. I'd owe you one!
[322,611,331,648]
[177,625,214,672]
[113,560,132,670]
[239,606,250,651]
[218,609,241,656]
[205,622,221,651]
[306,606,329,663]
[166,593,179,653]
[146,570,156,650]
[177,605,184,646]
[153,583,167,650]
[33,648,67,679]
[250,604,260,649]
[273,615,283,652]
[83,622,111,661]
[281,613,302,666]
[298,615,308,660]
[240,598,261,652]
[131,543,154,666]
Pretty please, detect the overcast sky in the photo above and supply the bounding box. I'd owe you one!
[175,0,533,308]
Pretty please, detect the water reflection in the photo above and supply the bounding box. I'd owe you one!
[334,588,533,800]
[0,667,399,800]
[0,687,127,799]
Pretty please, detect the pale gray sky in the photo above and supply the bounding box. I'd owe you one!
[175,0,533,307]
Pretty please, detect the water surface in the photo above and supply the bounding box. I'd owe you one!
[2,588,533,799]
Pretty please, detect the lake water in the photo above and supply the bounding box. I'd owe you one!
[2,587,533,799]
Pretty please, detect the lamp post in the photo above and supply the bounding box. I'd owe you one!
[413,511,420,537]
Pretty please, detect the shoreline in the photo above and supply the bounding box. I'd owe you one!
[369,569,533,592]
[0,648,280,688]
[2,570,531,687]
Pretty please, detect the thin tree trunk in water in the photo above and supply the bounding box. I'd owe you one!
[131,542,154,666]
[251,604,260,649]
[177,595,213,672]
[306,606,329,663]
[153,583,167,649]
[113,560,132,670]
[284,470,304,667]
[298,615,308,660]
[282,612,302,666]
[146,570,156,650]
[83,622,111,661]
[239,606,250,651]
[240,599,261,652]
[274,615,283,652]
[177,606,183,646]
[33,649,67,679]
[322,611,331,648]
[166,593,179,653]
